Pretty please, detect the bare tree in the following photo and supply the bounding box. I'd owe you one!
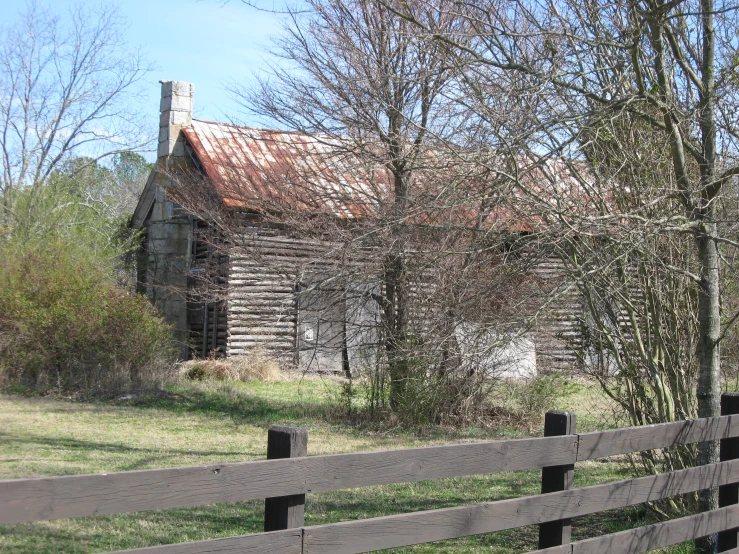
[0,1,153,230]
[391,0,739,531]
[559,113,705,509]
[233,0,478,408]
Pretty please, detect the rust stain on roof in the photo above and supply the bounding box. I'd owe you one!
[182,120,591,232]
[183,120,389,217]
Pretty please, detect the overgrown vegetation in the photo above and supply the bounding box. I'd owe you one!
[0,154,175,396]
[338,368,573,430]
[0,239,175,396]
[0,4,168,397]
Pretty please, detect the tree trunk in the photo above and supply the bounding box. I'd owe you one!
[696,225,722,460]
[384,250,409,409]
[694,3,720,549]
[695,219,721,553]
[385,168,410,410]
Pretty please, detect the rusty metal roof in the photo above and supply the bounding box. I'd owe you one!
[182,120,390,217]
[181,120,590,231]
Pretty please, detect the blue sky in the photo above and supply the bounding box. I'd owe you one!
[4,0,282,125]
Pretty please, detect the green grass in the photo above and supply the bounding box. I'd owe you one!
[0,377,700,553]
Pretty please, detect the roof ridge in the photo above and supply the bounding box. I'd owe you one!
[192,119,317,137]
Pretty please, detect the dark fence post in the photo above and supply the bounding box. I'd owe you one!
[538,410,576,549]
[718,393,739,552]
[264,425,308,532]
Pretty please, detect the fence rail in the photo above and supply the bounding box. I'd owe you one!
[2,393,739,553]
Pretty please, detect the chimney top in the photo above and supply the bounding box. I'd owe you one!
[158,80,194,160]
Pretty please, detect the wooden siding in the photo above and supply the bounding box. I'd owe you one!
[227,232,347,363]
[531,256,582,371]
[225,231,584,374]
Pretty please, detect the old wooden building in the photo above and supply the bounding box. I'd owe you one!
[132,81,580,374]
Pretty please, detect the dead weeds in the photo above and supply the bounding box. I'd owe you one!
[180,350,287,383]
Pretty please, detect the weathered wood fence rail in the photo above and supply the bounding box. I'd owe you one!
[4,394,739,553]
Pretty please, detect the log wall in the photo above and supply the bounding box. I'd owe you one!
[531,256,583,372]
[163,216,587,374]
[226,231,348,367]
[225,231,585,374]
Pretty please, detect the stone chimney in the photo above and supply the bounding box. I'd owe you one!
[148,80,195,360]
[158,80,194,165]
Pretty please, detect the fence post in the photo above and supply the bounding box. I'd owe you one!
[718,393,739,552]
[538,410,576,549]
[264,425,308,532]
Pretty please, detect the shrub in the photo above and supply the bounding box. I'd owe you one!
[180,351,286,382]
[508,372,573,419]
[378,369,573,429]
[0,239,176,395]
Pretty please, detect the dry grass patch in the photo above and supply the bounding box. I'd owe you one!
[180,351,286,382]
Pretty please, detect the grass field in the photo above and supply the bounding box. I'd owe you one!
[0,377,698,553]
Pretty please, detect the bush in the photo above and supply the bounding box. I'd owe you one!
[180,351,286,382]
[383,369,573,429]
[505,372,573,420]
[0,239,176,395]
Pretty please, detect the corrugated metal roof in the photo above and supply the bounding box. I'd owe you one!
[181,120,590,231]
[183,120,389,217]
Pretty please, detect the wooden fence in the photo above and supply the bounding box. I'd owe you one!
[4,394,739,553]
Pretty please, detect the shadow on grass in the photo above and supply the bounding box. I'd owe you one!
[0,502,266,554]
[123,384,336,428]
[118,383,521,442]
[0,432,261,471]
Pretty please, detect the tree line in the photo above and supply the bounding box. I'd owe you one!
[0,3,173,396]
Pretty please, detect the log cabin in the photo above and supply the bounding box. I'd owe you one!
[131,80,582,374]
